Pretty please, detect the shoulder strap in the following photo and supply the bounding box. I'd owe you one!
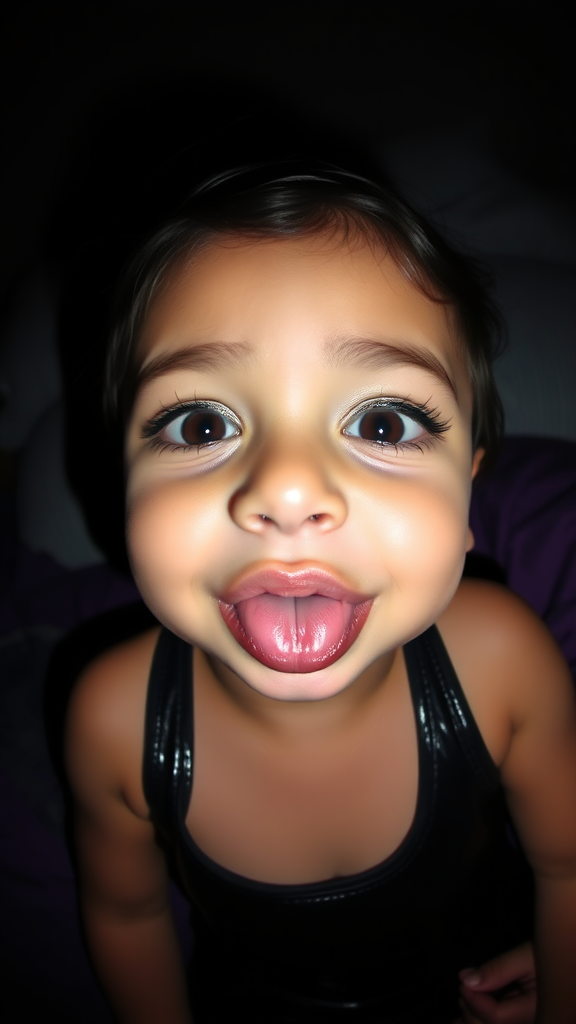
[403,625,499,791]
[142,627,193,839]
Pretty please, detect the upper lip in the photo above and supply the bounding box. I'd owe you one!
[219,564,372,605]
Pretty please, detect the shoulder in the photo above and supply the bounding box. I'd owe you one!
[439,584,576,879]
[437,579,574,766]
[66,626,161,820]
[438,577,570,689]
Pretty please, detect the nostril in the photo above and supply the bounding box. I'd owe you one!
[230,473,347,535]
[244,513,275,532]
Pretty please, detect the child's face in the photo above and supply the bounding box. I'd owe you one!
[125,233,480,702]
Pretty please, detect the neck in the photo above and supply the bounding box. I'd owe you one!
[194,646,400,741]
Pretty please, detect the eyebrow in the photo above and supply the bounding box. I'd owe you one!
[324,336,458,402]
[136,341,255,395]
[135,335,458,403]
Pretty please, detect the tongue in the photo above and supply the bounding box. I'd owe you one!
[235,594,354,671]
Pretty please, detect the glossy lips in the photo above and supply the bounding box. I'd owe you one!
[218,568,373,673]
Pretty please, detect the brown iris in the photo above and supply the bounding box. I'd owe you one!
[357,410,405,444]
[180,411,229,446]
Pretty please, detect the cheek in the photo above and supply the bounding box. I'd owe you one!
[125,476,224,599]
[361,476,469,593]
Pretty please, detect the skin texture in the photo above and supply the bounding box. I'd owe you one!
[458,942,537,1023]
[67,233,576,1023]
[126,235,477,706]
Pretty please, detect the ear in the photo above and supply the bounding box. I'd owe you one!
[466,448,485,552]
[471,447,485,481]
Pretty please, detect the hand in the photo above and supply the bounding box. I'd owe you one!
[455,943,536,1024]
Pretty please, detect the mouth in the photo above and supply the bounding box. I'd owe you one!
[217,566,374,674]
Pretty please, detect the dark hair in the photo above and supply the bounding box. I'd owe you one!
[105,163,504,462]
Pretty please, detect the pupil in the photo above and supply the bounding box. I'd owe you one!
[360,410,403,444]
[181,412,226,445]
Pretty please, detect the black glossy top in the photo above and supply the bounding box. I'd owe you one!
[143,625,533,1023]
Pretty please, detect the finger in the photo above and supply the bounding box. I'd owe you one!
[459,986,537,1024]
[458,998,498,1024]
[459,943,535,994]
[457,1004,483,1024]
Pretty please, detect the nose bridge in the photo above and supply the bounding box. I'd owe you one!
[230,432,347,535]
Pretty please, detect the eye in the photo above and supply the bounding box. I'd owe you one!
[343,404,425,446]
[143,402,241,451]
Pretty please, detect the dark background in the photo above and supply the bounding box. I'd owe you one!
[0,6,574,1021]
[0,0,569,570]
[0,0,574,569]
[1,0,574,305]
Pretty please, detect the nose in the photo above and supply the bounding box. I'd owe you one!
[230,443,347,536]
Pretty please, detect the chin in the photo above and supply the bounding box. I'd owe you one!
[209,634,385,705]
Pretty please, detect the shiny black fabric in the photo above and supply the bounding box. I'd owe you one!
[143,626,533,1023]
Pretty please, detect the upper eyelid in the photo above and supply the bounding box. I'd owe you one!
[141,399,242,439]
[341,397,451,432]
[139,395,450,445]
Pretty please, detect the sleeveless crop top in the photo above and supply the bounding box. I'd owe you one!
[143,625,533,1023]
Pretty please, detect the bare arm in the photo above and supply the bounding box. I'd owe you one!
[67,636,193,1024]
[441,582,576,1024]
[534,876,576,1024]
[493,594,576,1024]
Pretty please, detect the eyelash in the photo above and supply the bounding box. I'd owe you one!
[142,401,242,454]
[341,398,450,454]
[141,397,450,456]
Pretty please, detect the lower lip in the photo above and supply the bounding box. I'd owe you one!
[218,593,373,673]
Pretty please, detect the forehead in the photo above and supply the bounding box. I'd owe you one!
[138,233,467,395]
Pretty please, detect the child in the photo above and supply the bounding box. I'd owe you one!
[66,164,576,1023]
